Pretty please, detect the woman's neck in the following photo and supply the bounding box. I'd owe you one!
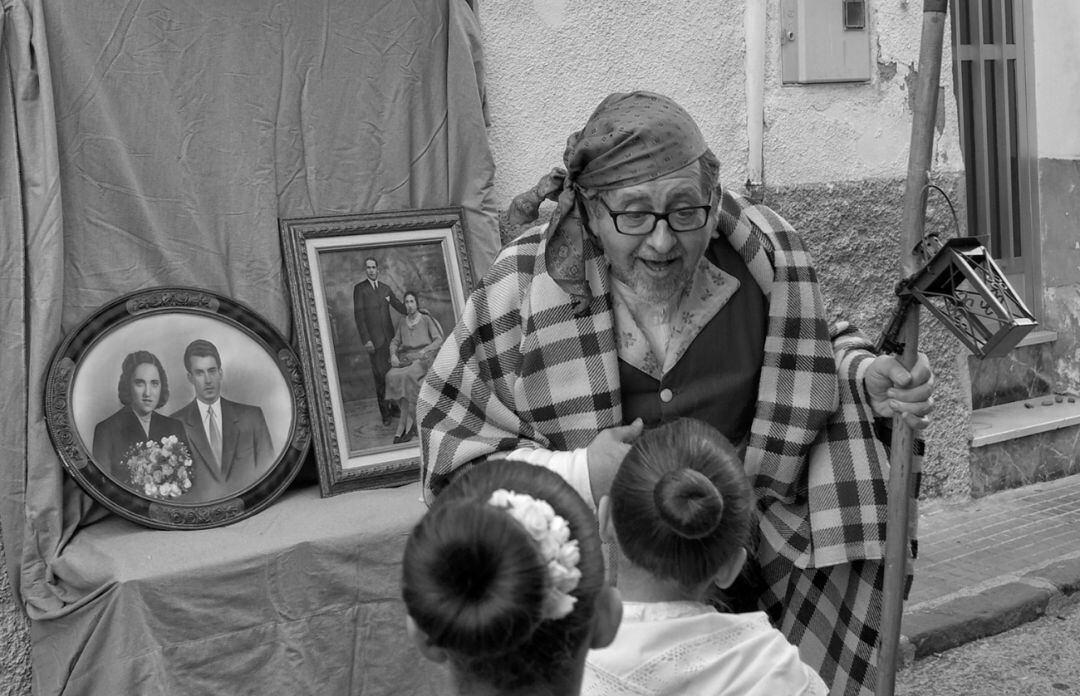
[455,678,574,696]
[452,643,588,696]
[614,552,704,604]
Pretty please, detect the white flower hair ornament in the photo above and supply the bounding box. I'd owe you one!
[487,489,583,621]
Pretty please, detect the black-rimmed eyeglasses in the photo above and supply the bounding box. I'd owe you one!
[596,197,712,236]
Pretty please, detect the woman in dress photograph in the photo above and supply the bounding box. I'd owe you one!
[385,290,444,443]
[92,350,190,489]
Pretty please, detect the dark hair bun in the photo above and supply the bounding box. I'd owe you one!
[403,502,547,656]
[653,468,724,539]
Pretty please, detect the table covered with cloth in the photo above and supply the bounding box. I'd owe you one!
[29,484,444,696]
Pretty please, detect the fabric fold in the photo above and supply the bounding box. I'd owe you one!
[1,5,499,693]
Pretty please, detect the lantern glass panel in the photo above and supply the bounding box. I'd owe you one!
[904,238,1036,358]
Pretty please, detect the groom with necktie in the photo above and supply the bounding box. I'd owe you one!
[171,339,274,502]
[353,257,407,425]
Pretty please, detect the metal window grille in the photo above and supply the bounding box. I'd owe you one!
[950,0,1037,285]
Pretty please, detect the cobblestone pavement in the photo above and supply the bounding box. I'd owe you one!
[901,473,1080,664]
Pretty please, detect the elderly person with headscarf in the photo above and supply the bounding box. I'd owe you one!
[417,91,934,696]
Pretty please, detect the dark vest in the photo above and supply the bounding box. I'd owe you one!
[620,234,767,444]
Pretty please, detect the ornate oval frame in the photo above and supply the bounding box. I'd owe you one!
[44,287,310,530]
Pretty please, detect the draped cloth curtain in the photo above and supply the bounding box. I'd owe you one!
[0,0,496,686]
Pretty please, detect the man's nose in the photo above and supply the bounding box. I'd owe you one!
[644,219,677,253]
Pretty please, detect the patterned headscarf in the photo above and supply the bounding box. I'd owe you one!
[508,91,710,311]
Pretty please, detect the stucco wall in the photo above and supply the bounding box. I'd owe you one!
[1039,159,1080,395]
[1033,0,1080,159]
[1032,2,1080,395]
[1,534,32,695]
[479,0,962,200]
[478,0,748,205]
[766,175,972,498]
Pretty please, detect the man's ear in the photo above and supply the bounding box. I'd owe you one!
[597,495,616,545]
[576,199,602,246]
[709,185,723,238]
[589,586,623,649]
[713,547,748,590]
[406,615,449,664]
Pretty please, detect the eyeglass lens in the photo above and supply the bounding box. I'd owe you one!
[614,207,709,235]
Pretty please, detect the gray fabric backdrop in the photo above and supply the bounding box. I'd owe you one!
[0,0,496,691]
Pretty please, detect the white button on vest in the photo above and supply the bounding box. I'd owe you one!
[659,388,673,403]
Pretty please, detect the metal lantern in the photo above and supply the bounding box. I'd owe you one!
[899,236,1037,359]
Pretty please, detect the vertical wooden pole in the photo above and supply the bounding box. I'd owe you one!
[876,2,949,695]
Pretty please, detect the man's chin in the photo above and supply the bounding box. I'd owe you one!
[628,270,691,304]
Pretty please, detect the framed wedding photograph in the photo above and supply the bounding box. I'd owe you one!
[44,288,311,530]
[280,207,474,496]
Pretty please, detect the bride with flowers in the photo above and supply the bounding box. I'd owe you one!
[92,350,195,498]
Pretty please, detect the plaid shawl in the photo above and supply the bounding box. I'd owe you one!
[419,189,919,570]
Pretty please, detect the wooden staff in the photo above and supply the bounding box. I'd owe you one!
[875,2,949,695]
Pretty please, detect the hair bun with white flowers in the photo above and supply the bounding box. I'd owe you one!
[487,488,582,620]
[402,459,603,686]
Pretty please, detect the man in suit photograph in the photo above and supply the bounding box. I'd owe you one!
[171,339,275,502]
[93,350,190,487]
[352,257,406,425]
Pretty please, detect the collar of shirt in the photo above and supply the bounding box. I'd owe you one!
[196,398,222,422]
[611,256,739,379]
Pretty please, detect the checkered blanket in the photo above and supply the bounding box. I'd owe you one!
[420,189,916,566]
[418,189,922,693]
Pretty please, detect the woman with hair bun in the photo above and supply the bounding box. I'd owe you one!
[584,418,827,695]
[402,459,622,696]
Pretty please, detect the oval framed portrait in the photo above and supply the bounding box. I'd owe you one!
[44,287,310,530]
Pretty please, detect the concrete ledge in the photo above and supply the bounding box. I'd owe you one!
[1015,329,1057,347]
[901,557,1080,664]
[970,398,1080,447]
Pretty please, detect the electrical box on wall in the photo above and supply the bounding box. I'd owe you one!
[780,0,872,84]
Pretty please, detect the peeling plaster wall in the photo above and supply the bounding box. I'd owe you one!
[763,0,963,185]
[481,0,968,497]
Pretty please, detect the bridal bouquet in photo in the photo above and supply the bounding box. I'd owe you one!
[123,434,195,499]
